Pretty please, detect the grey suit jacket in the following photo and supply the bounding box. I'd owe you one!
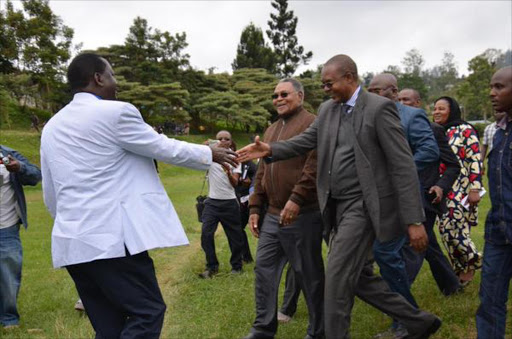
[271,90,425,242]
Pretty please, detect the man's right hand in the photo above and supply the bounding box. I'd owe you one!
[210,144,238,168]
[249,214,260,238]
[408,223,428,252]
[237,136,271,162]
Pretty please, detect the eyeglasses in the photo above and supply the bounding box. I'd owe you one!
[320,82,334,89]
[217,137,231,141]
[320,72,353,89]
[271,91,295,100]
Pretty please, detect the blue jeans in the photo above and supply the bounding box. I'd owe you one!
[0,224,22,326]
[476,241,512,339]
[374,234,418,330]
[374,235,418,308]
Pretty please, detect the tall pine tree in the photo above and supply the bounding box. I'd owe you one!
[266,0,312,77]
[232,23,276,73]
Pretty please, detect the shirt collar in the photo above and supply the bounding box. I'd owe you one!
[345,85,361,108]
[497,115,511,130]
[75,92,103,100]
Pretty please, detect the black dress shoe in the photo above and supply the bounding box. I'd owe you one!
[241,332,274,339]
[405,317,442,339]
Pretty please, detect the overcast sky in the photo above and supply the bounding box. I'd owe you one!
[12,0,512,76]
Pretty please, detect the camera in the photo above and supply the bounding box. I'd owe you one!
[0,153,9,165]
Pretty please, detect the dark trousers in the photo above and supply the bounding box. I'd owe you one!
[326,198,436,339]
[280,230,329,317]
[280,264,302,317]
[66,251,166,339]
[402,209,461,295]
[240,201,254,262]
[201,198,244,271]
[251,211,325,338]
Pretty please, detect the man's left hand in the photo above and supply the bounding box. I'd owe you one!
[3,155,21,173]
[279,200,300,226]
[408,223,428,252]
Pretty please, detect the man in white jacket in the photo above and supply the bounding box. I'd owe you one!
[40,53,237,338]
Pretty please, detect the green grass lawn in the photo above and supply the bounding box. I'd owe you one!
[0,130,508,339]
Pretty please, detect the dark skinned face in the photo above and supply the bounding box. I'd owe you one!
[490,68,512,115]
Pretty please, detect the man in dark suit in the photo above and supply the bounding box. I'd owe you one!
[369,75,460,338]
[238,54,441,339]
[398,88,462,296]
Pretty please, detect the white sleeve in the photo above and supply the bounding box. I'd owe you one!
[115,103,212,171]
[40,147,56,219]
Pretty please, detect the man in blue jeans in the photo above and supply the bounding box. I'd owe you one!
[368,74,440,338]
[0,145,42,328]
[476,66,512,339]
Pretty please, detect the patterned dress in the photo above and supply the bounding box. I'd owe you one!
[438,123,483,275]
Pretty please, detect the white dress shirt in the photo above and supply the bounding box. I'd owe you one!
[41,93,212,268]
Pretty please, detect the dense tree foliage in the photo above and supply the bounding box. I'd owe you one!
[232,23,276,73]
[456,54,495,121]
[0,0,75,128]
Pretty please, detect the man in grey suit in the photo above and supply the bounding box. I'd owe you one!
[237,54,441,339]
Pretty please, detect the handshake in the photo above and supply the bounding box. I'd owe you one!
[209,136,269,167]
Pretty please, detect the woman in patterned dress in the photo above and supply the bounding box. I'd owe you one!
[433,96,483,285]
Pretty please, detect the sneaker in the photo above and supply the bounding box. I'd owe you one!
[277,311,292,323]
[3,324,20,330]
[74,299,85,311]
[198,269,218,279]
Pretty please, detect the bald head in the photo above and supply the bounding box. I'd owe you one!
[368,73,398,101]
[321,54,359,103]
[398,88,421,108]
[324,54,359,79]
[490,66,512,115]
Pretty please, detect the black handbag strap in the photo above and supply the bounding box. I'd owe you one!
[200,171,208,195]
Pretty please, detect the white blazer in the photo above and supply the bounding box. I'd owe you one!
[41,93,212,268]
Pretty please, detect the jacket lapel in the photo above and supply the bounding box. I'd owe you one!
[327,102,341,158]
[352,90,368,136]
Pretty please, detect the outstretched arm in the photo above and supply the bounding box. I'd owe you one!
[237,136,271,162]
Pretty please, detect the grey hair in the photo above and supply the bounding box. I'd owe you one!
[279,78,304,94]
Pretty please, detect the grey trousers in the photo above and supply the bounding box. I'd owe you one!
[251,211,325,338]
[325,198,437,339]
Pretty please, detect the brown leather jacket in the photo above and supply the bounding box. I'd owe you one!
[249,107,319,216]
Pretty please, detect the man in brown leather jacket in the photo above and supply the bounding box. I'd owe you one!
[243,78,324,339]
